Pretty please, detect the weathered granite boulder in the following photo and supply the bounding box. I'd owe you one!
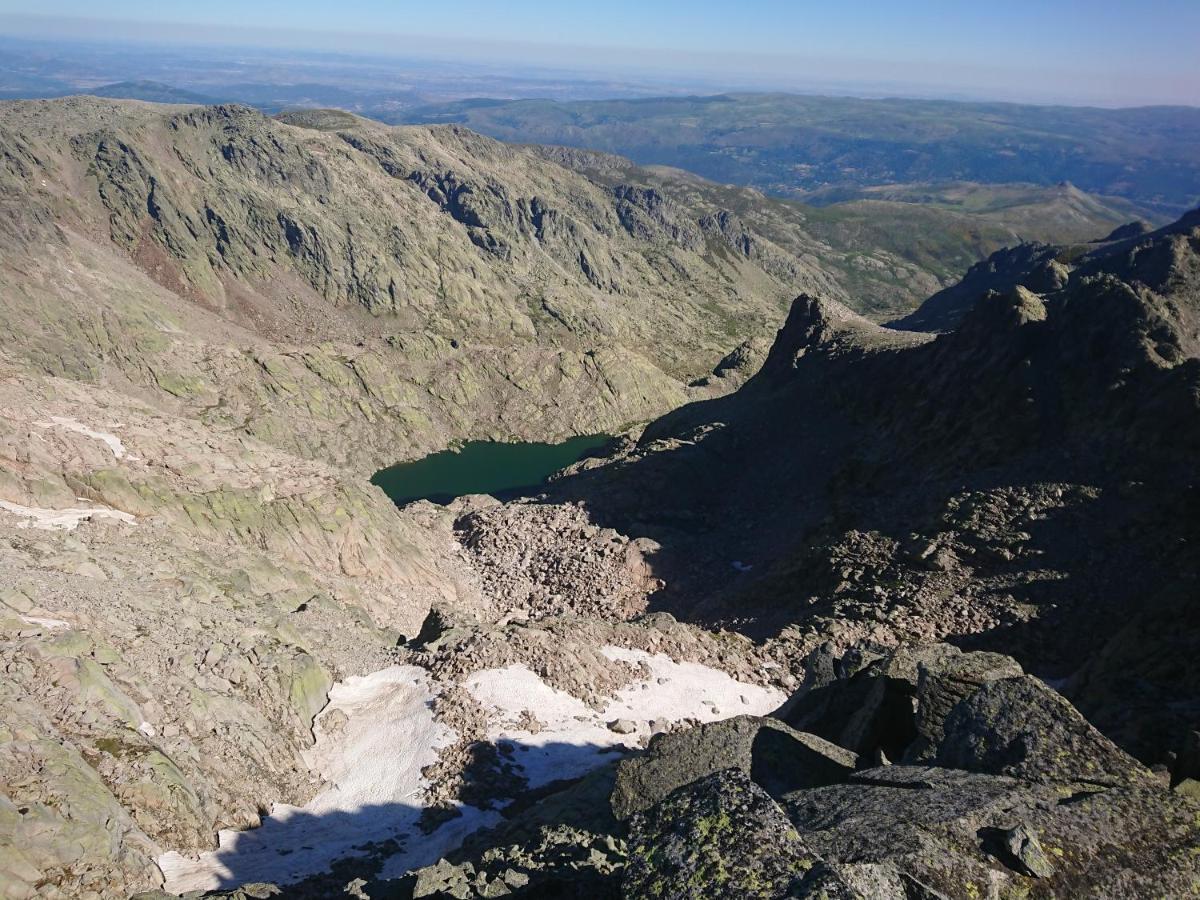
[611,715,856,820]
[935,674,1154,785]
[624,768,857,899]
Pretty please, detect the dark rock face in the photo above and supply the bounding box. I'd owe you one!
[617,644,1200,900]
[887,241,1062,332]
[539,209,1200,775]
[624,768,842,900]
[1099,220,1152,242]
[935,675,1153,785]
[611,715,856,820]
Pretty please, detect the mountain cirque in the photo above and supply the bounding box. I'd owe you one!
[0,95,979,474]
[0,96,1196,899]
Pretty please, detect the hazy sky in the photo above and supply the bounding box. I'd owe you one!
[2,1,1198,106]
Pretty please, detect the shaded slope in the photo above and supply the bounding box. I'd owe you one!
[539,208,1200,763]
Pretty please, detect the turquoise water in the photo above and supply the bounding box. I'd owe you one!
[371,434,614,507]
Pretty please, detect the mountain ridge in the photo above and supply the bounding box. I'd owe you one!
[3,95,1130,472]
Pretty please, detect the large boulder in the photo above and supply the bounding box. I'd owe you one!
[934,674,1153,785]
[903,649,1025,763]
[611,715,856,820]
[775,643,979,761]
[621,643,1200,898]
[780,764,1200,899]
[624,768,858,899]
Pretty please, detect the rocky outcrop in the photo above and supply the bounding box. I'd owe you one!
[1098,220,1151,242]
[451,498,660,622]
[887,241,1063,332]
[239,643,1199,898]
[625,768,841,900]
[611,715,855,819]
[622,644,1199,899]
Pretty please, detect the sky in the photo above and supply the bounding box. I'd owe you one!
[2,1,1198,106]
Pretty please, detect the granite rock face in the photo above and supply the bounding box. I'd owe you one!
[611,715,856,820]
[624,768,842,900]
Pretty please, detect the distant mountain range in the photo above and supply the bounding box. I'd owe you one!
[398,93,1200,215]
[4,74,1195,222]
[82,79,220,104]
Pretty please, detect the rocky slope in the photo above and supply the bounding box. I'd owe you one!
[77,209,1200,899]
[531,210,1200,764]
[0,97,1197,899]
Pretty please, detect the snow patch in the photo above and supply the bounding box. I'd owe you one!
[35,416,127,458]
[158,666,477,893]
[0,500,135,531]
[465,647,786,788]
[158,651,785,892]
[18,615,71,631]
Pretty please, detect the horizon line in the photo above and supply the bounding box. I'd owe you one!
[2,12,1196,109]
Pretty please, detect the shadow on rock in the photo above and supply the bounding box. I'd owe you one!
[140,740,625,900]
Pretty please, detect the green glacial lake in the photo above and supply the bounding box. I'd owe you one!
[371,434,613,507]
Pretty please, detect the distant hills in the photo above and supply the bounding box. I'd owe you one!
[398,92,1200,215]
[86,80,220,105]
[5,78,1195,220]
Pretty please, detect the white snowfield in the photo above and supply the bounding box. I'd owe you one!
[157,649,785,891]
[0,499,136,531]
[466,646,787,787]
[34,415,128,458]
[159,666,473,893]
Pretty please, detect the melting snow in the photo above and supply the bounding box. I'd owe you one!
[34,415,127,458]
[158,666,484,893]
[466,647,786,787]
[157,650,785,891]
[0,500,135,531]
